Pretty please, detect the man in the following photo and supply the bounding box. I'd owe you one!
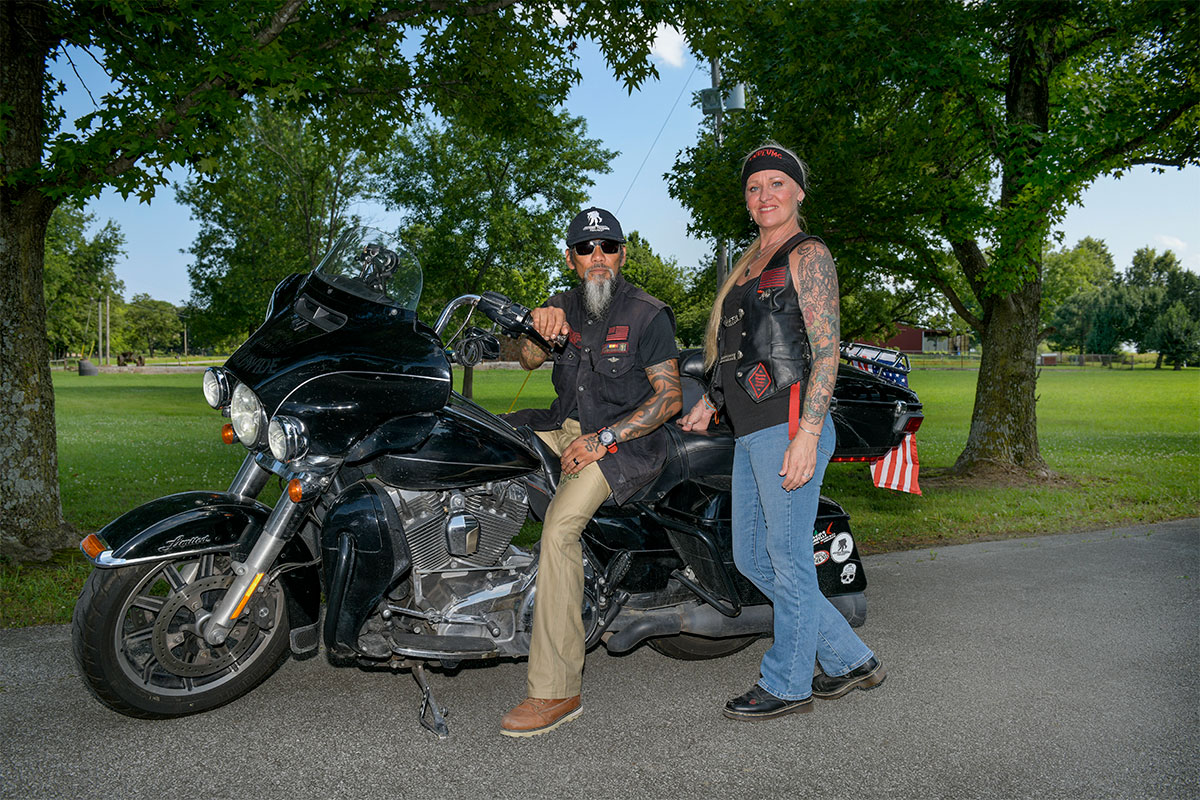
[501,207,682,737]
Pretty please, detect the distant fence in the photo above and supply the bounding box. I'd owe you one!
[901,351,1168,370]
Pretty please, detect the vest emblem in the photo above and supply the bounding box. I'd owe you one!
[606,325,630,341]
[758,267,786,293]
[747,362,773,399]
[603,342,628,354]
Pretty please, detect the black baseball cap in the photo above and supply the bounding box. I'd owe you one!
[566,207,626,247]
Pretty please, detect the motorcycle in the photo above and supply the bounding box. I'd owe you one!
[71,226,923,737]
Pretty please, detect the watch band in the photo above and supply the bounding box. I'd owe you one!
[597,427,618,454]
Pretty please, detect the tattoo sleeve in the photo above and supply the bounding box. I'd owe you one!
[517,337,550,371]
[792,240,840,428]
[609,359,683,443]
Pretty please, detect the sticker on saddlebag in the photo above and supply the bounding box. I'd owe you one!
[814,550,830,566]
[830,532,854,564]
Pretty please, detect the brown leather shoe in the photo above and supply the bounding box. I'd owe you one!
[500,696,582,737]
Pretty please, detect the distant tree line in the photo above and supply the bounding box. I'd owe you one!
[1046,241,1199,368]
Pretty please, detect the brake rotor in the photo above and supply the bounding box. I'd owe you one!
[150,574,257,678]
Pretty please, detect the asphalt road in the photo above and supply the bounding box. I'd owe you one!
[2,519,1196,800]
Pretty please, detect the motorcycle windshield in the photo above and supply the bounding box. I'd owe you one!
[313,226,422,312]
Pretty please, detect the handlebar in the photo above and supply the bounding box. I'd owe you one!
[434,291,561,353]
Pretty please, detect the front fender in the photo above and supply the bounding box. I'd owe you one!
[83,491,273,567]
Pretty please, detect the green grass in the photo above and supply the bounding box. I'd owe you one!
[3,365,1196,628]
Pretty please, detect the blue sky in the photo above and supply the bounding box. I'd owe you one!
[54,29,1199,307]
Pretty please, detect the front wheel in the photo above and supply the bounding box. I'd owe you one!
[72,552,291,718]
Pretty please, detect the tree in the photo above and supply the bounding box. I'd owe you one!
[179,102,373,341]
[1150,301,1200,369]
[1042,237,1116,331]
[378,108,614,322]
[1123,247,1200,367]
[2,0,707,559]
[43,204,125,358]
[673,0,1199,477]
[621,230,693,316]
[124,294,182,357]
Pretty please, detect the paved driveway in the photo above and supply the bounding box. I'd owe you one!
[2,519,1196,800]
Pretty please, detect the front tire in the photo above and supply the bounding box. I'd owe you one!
[72,553,291,718]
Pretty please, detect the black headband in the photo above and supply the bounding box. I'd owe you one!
[741,147,806,192]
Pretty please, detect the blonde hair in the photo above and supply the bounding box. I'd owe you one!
[704,142,810,370]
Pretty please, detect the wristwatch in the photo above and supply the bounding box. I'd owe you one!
[596,427,618,454]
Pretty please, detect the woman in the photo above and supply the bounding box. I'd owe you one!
[679,143,885,720]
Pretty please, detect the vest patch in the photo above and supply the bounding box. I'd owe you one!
[758,267,787,292]
[747,362,773,399]
[606,325,630,341]
[602,342,628,354]
[568,330,582,347]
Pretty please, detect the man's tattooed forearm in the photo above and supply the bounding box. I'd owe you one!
[518,337,549,370]
[610,360,683,442]
[792,240,840,427]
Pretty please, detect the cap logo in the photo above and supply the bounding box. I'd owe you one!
[583,210,610,233]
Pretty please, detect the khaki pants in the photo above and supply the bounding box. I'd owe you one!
[526,418,612,698]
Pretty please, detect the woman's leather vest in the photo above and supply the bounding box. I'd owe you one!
[710,232,820,408]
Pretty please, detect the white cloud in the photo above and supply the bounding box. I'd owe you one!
[1156,234,1188,252]
[650,24,687,68]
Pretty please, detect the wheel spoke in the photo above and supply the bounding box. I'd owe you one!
[160,564,189,592]
[123,624,155,647]
[129,594,166,614]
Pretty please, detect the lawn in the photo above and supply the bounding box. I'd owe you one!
[2,365,1195,627]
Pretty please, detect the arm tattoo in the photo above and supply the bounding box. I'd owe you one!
[609,359,683,443]
[792,240,840,428]
[518,336,549,371]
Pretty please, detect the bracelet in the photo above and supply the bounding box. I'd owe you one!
[796,426,821,438]
[701,394,717,413]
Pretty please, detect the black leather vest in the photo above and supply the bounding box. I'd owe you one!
[508,276,674,504]
[711,232,819,408]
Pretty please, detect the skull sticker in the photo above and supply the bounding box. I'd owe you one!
[839,563,857,585]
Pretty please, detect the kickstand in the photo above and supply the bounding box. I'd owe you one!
[411,663,450,739]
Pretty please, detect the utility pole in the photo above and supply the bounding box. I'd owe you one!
[711,56,728,287]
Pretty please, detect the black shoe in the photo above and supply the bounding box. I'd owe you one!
[811,656,887,699]
[723,685,814,720]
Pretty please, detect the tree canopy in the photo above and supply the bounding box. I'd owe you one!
[1,0,713,559]
[377,108,614,322]
[672,0,1199,476]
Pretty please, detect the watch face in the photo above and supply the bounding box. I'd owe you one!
[598,428,616,446]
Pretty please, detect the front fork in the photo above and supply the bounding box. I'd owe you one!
[203,454,329,646]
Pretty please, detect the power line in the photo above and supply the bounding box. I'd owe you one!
[617,62,701,214]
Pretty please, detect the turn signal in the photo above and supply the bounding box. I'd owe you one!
[287,479,304,503]
[904,416,924,433]
[80,534,106,560]
[221,424,238,444]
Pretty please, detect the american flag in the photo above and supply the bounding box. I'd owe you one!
[871,433,921,494]
[848,358,908,388]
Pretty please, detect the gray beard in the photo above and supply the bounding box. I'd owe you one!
[583,273,616,319]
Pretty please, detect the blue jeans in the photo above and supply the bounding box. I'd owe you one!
[731,419,874,700]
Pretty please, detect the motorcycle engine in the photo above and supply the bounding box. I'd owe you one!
[387,481,529,571]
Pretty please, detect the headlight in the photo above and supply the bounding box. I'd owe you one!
[268,416,308,462]
[230,383,266,446]
[202,368,232,408]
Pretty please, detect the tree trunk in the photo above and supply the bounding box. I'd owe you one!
[953,281,1047,476]
[951,3,1055,478]
[1,2,74,560]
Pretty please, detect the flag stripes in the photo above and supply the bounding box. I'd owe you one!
[871,433,921,494]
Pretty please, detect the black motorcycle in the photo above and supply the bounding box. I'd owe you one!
[72,226,922,737]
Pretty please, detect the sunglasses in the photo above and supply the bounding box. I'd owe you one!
[573,240,621,256]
